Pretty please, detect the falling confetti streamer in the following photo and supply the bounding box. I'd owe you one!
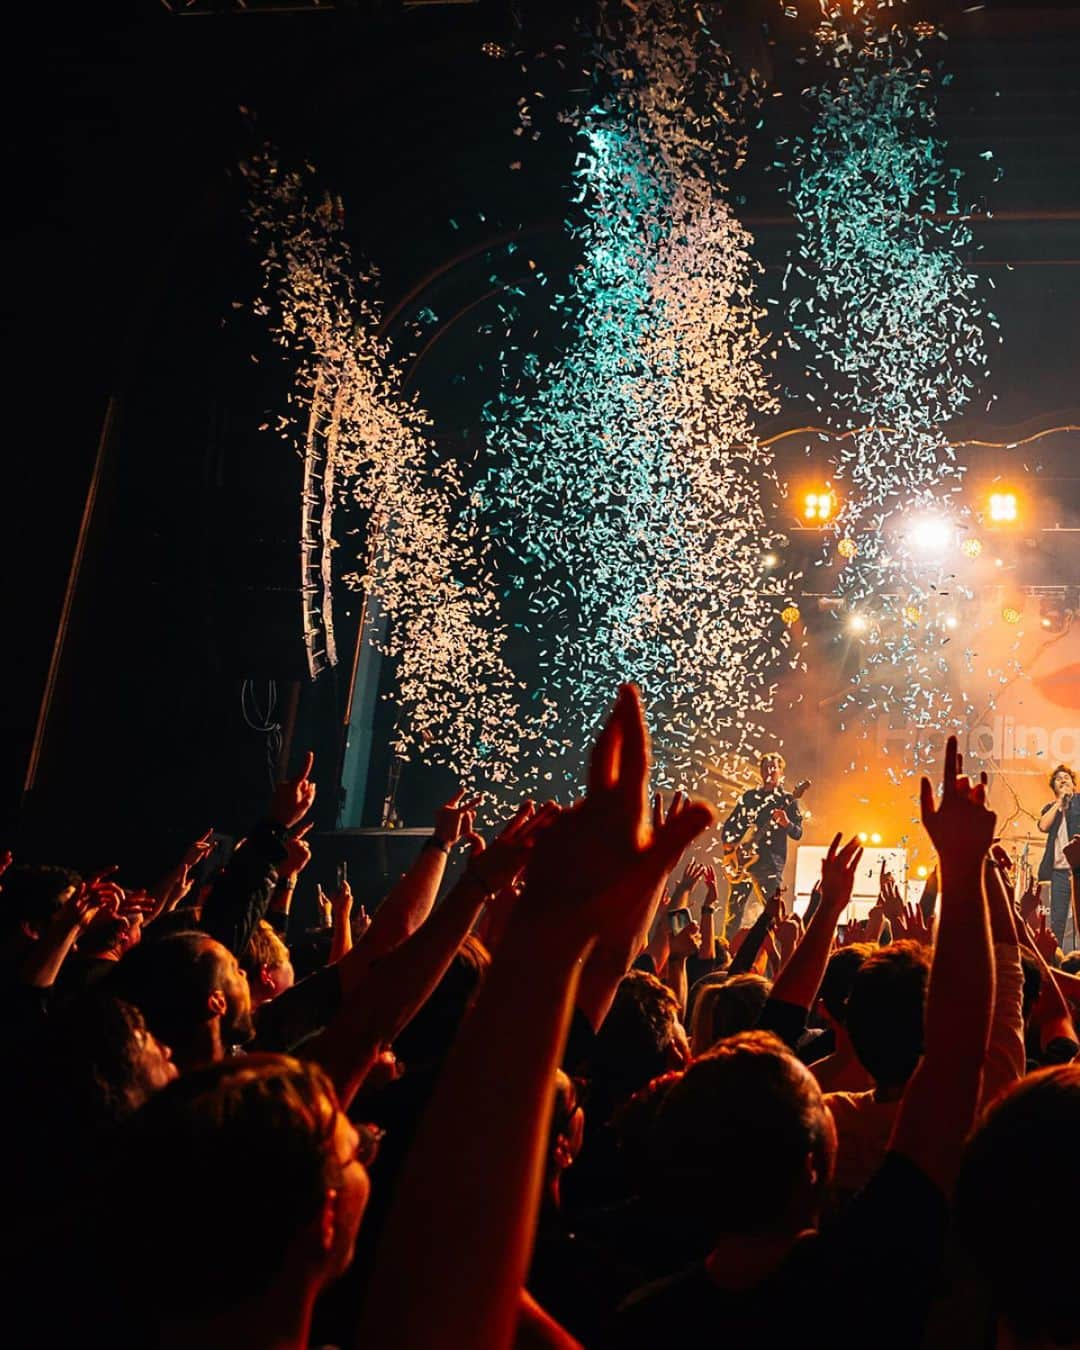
[482,1,792,794]
[780,1,997,769]
[243,151,524,787]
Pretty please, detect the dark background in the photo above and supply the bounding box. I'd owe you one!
[3,0,1079,881]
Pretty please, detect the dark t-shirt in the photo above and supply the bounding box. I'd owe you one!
[252,964,342,1054]
[722,787,804,880]
[607,1153,946,1350]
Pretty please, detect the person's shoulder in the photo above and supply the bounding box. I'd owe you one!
[823,1088,875,1113]
[616,1263,712,1324]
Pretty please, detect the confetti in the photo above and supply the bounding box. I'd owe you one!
[242,151,524,789]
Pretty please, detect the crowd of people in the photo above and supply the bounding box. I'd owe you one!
[5,683,1080,1348]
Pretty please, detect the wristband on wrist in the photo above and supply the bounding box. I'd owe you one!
[276,874,297,890]
[424,835,451,855]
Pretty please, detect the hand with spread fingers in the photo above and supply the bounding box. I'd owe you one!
[819,833,865,918]
[919,736,996,868]
[516,685,715,949]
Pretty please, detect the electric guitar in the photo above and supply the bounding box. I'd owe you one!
[721,779,811,884]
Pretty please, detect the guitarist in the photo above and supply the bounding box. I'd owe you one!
[720,753,805,937]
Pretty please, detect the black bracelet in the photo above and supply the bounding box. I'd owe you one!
[424,835,451,855]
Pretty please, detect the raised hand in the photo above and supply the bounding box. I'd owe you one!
[919,736,996,867]
[331,878,354,922]
[462,801,561,898]
[673,859,707,903]
[460,810,487,858]
[771,808,792,830]
[876,874,904,933]
[1033,910,1059,965]
[434,790,484,849]
[901,902,933,946]
[776,908,803,956]
[819,833,864,916]
[280,821,315,879]
[837,918,867,947]
[519,685,714,944]
[54,882,109,935]
[764,886,785,924]
[269,750,317,829]
[668,919,702,961]
[182,829,216,870]
[1019,876,1040,926]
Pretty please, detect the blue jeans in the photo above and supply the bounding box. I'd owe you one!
[1050,869,1074,949]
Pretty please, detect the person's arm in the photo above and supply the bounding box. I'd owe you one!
[803,879,822,926]
[729,889,783,976]
[19,883,117,987]
[979,851,1026,1107]
[516,1291,584,1350]
[642,901,671,977]
[473,881,519,955]
[698,866,719,961]
[767,835,862,1011]
[573,793,693,1031]
[1038,800,1062,833]
[662,922,701,1018]
[785,796,804,841]
[201,755,316,955]
[889,737,996,1193]
[144,830,217,922]
[1018,913,1078,1055]
[355,684,713,1350]
[918,866,939,925]
[310,806,553,1106]
[361,791,482,958]
[329,879,353,963]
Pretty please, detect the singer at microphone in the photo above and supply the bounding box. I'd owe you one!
[1037,764,1080,949]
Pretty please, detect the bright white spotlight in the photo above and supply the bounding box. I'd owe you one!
[848,614,868,635]
[909,517,952,556]
[945,615,959,630]
[762,552,779,569]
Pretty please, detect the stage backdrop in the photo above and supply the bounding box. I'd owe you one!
[967,618,1080,848]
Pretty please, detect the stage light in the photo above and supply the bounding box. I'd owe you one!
[763,552,779,569]
[837,537,858,559]
[848,614,868,635]
[481,40,508,58]
[871,832,882,845]
[858,832,869,843]
[945,615,959,630]
[994,558,1004,569]
[1002,605,1022,625]
[903,604,921,624]
[909,517,952,556]
[803,489,835,523]
[781,604,801,626]
[989,491,1019,523]
[1039,597,1069,635]
[961,537,983,560]
[916,864,928,879]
